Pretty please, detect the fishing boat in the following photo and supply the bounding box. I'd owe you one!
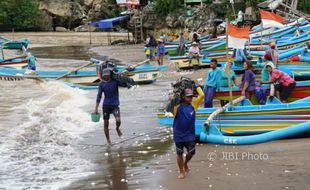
[0,56,28,69]
[0,61,167,86]
[214,80,310,104]
[0,36,31,49]
[157,97,310,136]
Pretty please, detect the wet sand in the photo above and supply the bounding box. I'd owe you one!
[158,139,310,190]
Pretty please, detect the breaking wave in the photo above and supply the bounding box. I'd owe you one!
[0,81,97,190]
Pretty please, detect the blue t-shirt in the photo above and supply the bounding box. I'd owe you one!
[173,104,196,142]
[96,79,121,106]
[240,69,256,92]
[157,44,165,56]
[205,67,222,90]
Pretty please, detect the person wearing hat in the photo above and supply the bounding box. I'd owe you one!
[157,38,165,65]
[94,68,128,144]
[188,41,201,68]
[172,80,204,179]
[189,42,200,55]
[259,62,296,103]
[264,41,279,65]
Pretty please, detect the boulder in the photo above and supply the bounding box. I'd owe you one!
[166,15,175,28]
[84,0,94,6]
[74,25,96,32]
[39,0,72,17]
[55,27,69,32]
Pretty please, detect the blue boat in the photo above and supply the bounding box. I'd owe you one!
[0,60,167,87]
[0,36,31,49]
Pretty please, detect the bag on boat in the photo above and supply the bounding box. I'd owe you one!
[254,82,267,105]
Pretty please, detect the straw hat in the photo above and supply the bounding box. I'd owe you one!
[192,41,198,46]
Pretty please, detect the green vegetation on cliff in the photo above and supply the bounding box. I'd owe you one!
[154,0,184,16]
[0,0,39,31]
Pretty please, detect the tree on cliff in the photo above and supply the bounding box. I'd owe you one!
[0,0,39,31]
[154,0,184,16]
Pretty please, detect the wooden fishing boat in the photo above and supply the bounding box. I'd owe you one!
[157,97,310,136]
[214,80,310,104]
[0,62,167,85]
[0,36,31,49]
[0,56,28,69]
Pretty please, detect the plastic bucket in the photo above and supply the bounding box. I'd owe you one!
[91,112,101,122]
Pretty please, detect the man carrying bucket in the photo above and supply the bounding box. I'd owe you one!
[94,68,127,144]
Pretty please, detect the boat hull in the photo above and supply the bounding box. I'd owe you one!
[157,98,310,135]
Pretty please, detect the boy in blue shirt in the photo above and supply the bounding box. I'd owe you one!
[94,69,127,144]
[157,39,165,65]
[204,59,222,107]
[173,81,204,179]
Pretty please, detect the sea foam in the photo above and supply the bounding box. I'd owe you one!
[0,81,97,190]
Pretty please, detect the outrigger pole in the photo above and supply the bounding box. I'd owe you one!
[225,18,233,106]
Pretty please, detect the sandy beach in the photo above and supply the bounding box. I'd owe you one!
[1,32,309,190]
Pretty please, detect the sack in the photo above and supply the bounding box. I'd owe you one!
[96,61,117,80]
[112,72,136,88]
[254,83,267,105]
[165,77,198,112]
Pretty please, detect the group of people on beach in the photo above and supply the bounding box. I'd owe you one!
[94,35,296,179]
[144,33,166,65]
[143,29,203,66]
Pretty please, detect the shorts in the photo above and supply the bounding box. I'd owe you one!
[102,105,120,120]
[275,83,296,101]
[175,141,196,156]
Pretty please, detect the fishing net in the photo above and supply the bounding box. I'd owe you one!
[165,77,199,113]
[96,61,136,88]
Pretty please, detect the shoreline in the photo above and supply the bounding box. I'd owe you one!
[1,32,133,46]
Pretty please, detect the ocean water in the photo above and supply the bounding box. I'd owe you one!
[0,46,174,189]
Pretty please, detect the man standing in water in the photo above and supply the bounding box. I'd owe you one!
[94,69,126,144]
[173,81,204,179]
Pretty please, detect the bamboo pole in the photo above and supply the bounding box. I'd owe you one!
[56,61,94,80]
[204,96,245,128]
[226,18,233,106]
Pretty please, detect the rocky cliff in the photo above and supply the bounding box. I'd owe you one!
[38,0,118,31]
